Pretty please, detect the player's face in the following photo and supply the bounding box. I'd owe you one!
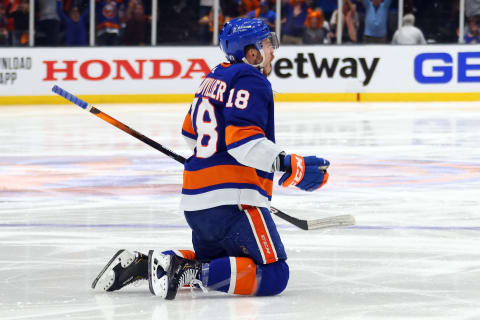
[261,38,275,76]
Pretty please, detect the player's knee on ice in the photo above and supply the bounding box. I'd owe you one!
[256,260,289,296]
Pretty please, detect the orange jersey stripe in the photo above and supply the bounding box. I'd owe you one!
[225,125,265,146]
[178,249,196,260]
[233,257,257,295]
[183,165,273,196]
[240,204,254,210]
[182,113,196,135]
[245,207,277,264]
[96,21,120,30]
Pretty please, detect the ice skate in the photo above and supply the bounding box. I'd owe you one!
[148,250,202,300]
[91,249,149,291]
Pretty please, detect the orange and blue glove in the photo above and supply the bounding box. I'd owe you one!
[278,154,329,191]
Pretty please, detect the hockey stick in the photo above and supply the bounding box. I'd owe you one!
[52,85,355,231]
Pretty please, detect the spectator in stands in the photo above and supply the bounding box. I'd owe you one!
[391,13,426,45]
[56,0,89,46]
[0,3,9,45]
[329,0,358,43]
[282,0,308,44]
[464,17,480,43]
[218,0,239,20]
[36,0,61,46]
[6,0,29,46]
[247,0,275,30]
[96,0,123,46]
[303,8,330,44]
[200,0,213,18]
[123,0,149,45]
[466,0,480,22]
[361,0,392,43]
[237,0,260,17]
[199,0,238,43]
[156,0,198,44]
[198,6,225,43]
[313,0,336,20]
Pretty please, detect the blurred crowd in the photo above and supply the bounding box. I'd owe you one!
[0,0,152,46]
[1,0,479,47]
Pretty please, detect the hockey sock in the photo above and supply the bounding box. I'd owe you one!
[200,257,289,296]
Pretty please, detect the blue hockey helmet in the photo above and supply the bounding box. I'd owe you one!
[219,18,279,63]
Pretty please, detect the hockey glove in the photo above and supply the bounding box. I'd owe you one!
[278,154,330,192]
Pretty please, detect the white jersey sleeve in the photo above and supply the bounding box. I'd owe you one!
[227,137,284,172]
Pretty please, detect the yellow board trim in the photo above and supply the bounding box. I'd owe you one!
[1,92,480,105]
[274,93,358,102]
[0,94,194,105]
[360,92,480,102]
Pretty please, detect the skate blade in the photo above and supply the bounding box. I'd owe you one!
[91,249,135,291]
[148,250,169,298]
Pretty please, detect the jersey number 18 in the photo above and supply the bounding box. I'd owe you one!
[191,97,218,158]
[191,89,251,158]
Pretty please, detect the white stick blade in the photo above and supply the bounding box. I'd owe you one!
[307,215,355,230]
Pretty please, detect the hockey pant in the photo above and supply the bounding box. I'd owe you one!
[163,204,290,296]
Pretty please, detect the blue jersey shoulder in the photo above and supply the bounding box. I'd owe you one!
[196,63,272,107]
[213,63,268,87]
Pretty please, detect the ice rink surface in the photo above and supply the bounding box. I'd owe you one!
[1,101,480,319]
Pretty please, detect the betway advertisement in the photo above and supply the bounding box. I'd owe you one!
[1,45,480,97]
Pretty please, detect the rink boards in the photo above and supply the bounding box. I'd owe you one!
[1,45,480,104]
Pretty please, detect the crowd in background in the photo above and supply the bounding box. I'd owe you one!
[1,0,479,47]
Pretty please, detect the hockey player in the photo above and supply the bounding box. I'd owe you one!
[92,18,330,300]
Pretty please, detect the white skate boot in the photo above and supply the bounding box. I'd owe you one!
[148,250,203,300]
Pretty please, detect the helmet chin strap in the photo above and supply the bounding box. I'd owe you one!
[242,48,266,72]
